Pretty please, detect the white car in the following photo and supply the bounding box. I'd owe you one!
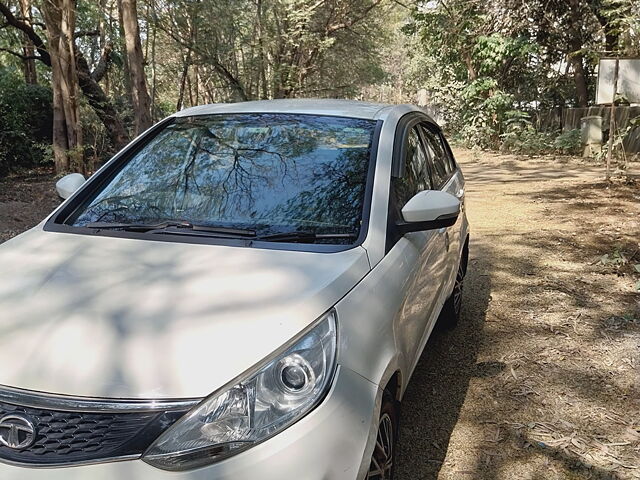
[0,100,468,480]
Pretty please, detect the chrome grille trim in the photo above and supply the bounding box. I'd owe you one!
[0,453,141,469]
[0,385,202,413]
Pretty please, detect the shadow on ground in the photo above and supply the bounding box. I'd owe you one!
[395,237,493,480]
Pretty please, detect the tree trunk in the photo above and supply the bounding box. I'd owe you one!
[568,40,589,107]
[41,0,83,173]
[149,0,157,120]
[568,0,589,108]
[462,50,477,81]
[18,0,37,84]
[256,0,268,99]
[593,7,620,53]
[176,14,194,111]
[116,0,132,105]
[76,52,129,150]
[120,0,152,135]
[177,49,191,111]
[1,0,128,155]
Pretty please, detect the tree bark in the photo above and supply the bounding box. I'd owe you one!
[568,39,589,108]
[116,0,132,104]
[0,0,128,154]
[568,0,589,108]
[91,41,113,83]
[18,0,37,84]
[120,0,152,135]
[149,0,157,120]
[176,17,194,111]
[256,0,268,99]
[0,2,50,64]
[593,7,620,53]
[41,0,83,173]
[463,50,477,81]
[76,52,129,150]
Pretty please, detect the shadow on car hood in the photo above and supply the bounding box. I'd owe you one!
[0,227,370,399]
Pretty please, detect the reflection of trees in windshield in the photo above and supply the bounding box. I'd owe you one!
[72,114,375,243]
[267,148,369,235]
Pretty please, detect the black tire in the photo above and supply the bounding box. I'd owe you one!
[436,253,466,331]
[367,390,399,480]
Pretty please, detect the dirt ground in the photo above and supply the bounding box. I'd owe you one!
[397,150,640,480]
[0,168,59,244]
[0,151,639,479]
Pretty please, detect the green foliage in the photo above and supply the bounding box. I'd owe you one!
[403,0,640,152]
[500,126,582,156]
[501,127,554,155]
[474,34,538,77]
[498,112,582,155]
[157,0,390,103]
[593,116,639,167]
[598,248,637,271]
[0,69,53,176]
[405,2,546,150]
[553,129,581,155]
[453,80,515,149]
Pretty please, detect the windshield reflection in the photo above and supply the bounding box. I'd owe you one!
[71,114,376,244]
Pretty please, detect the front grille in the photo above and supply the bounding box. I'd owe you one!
[0,399,190,466]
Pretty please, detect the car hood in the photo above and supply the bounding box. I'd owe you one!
[0,227,370,399]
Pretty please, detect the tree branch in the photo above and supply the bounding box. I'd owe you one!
[0,1,128,150]
[0,1,50,65]
[76,50,130,149]
[325,0,385,35]
[161,26,248,101]
[91,41,113,82]
[75,29,100,38]
[0,47,39,60]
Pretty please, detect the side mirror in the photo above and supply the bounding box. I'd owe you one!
[397,190,460,234]
[55,173,86,200]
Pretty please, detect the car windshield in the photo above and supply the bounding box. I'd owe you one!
[69,113,377,243]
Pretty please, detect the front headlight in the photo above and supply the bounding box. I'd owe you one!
[142,311,337,471]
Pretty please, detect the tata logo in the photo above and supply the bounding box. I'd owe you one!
[0,415,36,450]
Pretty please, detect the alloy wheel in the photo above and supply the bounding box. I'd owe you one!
[453,263,464,315]
[368,412,394,479]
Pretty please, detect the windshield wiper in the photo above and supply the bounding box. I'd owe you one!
[84,222,356,243]
[84,221,257,237]
[257,231,358,243]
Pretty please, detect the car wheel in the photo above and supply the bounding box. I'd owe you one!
[367,390,398,479]
[437,256,466,330]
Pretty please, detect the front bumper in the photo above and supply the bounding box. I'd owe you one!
[0,366,378,480]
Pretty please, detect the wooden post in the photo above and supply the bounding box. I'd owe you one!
[606,58,619,181]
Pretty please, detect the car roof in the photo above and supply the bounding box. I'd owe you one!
[173,99,416,121]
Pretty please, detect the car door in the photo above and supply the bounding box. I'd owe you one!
[439,130,466,267]
[417,122,464,299]
[388,124,449,374]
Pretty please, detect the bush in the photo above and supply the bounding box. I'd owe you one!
[454,79,515,150]
[552,129,581,155]
[501,126,554,154]
[498,110,582,156]
[0,69,53,177]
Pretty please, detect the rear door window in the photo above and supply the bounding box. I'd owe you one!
[438,132,457,173]
[418,124,450,188]
[393,127,432,207]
